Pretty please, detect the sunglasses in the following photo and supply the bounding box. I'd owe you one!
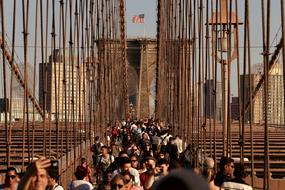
[131,160,137,162]
[125,178,131,183]
[111,184,124,189]
[6,175,16,179]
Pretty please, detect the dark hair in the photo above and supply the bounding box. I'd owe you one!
[119,157,131,166]
[219,157,234,171]
[6,167,17,175]
[48,170,59,182]
[81,157,87,163]
[156,158,169,166]
[153,169,209,190]
[130,154,138,160]
[95,136,100,141]
[234,163,247,179]
[118,151,129,157]
[101,145,109,150]
[74,166,87,180]
[111,174,126,185]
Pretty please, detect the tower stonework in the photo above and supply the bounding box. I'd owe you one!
[126,39,157,118]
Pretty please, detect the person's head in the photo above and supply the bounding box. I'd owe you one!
[158,151,166,159]
[29,167,49,190]
[81,157,87,167]
[145,142,152,151]
[156,159,169,175]
[74,166,88,180]
[103,170,113,183]
[142,133,148,140]
[233,163,247,179]
[47,170,59,187]
[202,157,215,182]
[101,146,109,156]
[95,136,100,141]
[152,169,209,190]
[5,167,18,187]
[118,151,129,158]
[119,157,132,172]
[131,145,139,154]
[145,157,156,171]
[120,170,135,190]
[110,174,126,190]
[130,155,139,169]
[221,157,234,176]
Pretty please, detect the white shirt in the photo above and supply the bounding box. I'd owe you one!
[52,183,64,190]
[160,133,172,146]
[222,182,253,190]
[172,137,183,153]
[68,180,93,190]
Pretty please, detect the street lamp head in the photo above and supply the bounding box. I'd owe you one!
[207,0,243,63]
[207,0,243,26]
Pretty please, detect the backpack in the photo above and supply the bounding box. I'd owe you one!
[92,142,102,155]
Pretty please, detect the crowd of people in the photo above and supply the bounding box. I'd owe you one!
[0,118,253,190]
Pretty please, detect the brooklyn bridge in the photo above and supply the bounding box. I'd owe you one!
[0,0,284,190]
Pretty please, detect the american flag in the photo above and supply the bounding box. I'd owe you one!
[132,14,145,24]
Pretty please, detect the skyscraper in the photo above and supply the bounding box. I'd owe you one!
[39,49,87,122]
[204,79,223,121]
[240,63,284,125]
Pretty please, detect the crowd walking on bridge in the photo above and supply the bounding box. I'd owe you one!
[0,118,252,190]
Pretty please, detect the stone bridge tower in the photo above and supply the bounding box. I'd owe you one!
[126,38,157,119]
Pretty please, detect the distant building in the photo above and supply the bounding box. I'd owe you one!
[39,49,86,122]
[231,97,239,121]
[240,63,284,125]
[204,79,223,121]
[268,74,284,125]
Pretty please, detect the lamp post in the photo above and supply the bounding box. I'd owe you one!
[208,0,242,156]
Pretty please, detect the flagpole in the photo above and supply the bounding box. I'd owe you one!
[143,16,146,38]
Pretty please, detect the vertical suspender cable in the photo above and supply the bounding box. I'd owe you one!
[227,0,233,158]
[280,0,285,148]
[21,0,30,165]
[242,0,248,166]
[205,0,210,157]
[68,0,76,167]
[32,0,39,161]
[0,0,8,168]
[214,0,219,168]
[235,0,243,165]
[245,0,254,186]
[262,0,271,188]
[8,0,18,167]
[51,0,58,159]
[44,0,51,158]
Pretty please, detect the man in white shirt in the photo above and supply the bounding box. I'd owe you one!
[112,157,140,187]
[172,135,183,155]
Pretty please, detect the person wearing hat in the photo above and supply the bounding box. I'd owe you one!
[0,167,20,190]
